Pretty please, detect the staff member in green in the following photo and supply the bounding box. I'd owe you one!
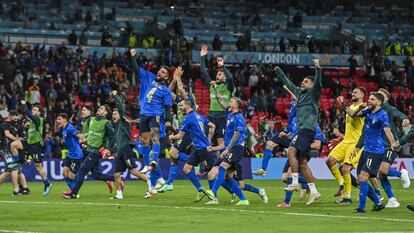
[200,45,234,149]
[10,100,51,196]
[110,90,151,199]
[62,104,115,199]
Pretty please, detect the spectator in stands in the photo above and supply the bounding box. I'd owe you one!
[370,41,381,57]
[248,70,259,89]
[293,12,302,28]
[397,93,406,114]
[172,17,183,36]
[129,33,137,48]
[279,36,286,52]
[212,35,222,51]
[257,89,267,112]
[85,11,92,25]
[348,55,357,78]
[68,30,77,46]
[101,30,113,47]
[266,87,277,117]
[79,31,87,46]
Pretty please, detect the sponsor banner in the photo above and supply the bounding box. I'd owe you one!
[0,158,252,181]
[251,158,414,180]
[192,50,364,67]
[387,56,414,67]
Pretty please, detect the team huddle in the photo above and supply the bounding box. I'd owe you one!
[1,46,413,213]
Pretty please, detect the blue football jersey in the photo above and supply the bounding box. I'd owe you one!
[362,108,390,154]
[224,112,247,147]
[62,123,83,159]
[141,80,173,116]
[180,111,210,149]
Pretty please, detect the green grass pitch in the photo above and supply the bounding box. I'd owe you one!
[0,180,413,233]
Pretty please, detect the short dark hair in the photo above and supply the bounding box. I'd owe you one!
[33,104,42,113]
[9,110,19,116]
[83,105,94,113]
[304,75,315,82]
[182,99,193,108]
[57,113,68,120]
[371,92,385,105]
[160,66,172,77]
[232,97,243,109]
[102,104,112,114]
[355,87,367,96]
[378,88,390,99]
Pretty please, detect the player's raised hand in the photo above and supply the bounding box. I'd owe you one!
[313,59,320,68]
[402,119,410,127]
[336,96,345,104]
[174,66,184,80]
[111,90,117,96]
[217,57,224,67]
[200,44,208,57]
[20,100,26,105]
[130,48,137,57]
[359,102,367,109]
[210,81,216,89]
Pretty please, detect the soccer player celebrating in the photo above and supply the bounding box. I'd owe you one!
[375,88,411,208]
[275,59,322,205]
[169,100,216,202]
[278,122,325,207]
[200,45,234,152]
[351,92,397,213]
[56,113,83,193]
[61,105,115,199]
[158,67,196,193]
[10,100,52,196]
[130,48,173,173]
[207,82,267,205]
[327,87,366,204]
[110,90,151,199]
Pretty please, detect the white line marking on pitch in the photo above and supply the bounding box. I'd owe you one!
[0,200,413,223]
[0,229,44,233]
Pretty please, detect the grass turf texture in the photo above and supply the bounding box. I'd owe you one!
[0,180,413,233]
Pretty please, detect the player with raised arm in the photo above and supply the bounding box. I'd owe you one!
[326,87,366,204]
[130,49,173,175]
[158,67,197,193]
[61,104,115,199]
[168,100,216,202]
[207,81,268,205]
[10,100,51,196]
[200,45,234,152]
[350,92,396,213]
[275,59,322,205]
[110,90,151,199]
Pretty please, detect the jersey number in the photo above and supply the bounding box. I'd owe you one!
[146,87,157,103]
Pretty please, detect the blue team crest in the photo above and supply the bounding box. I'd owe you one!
[372,118,377,124]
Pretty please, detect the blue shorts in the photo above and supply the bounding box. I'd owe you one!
[382,149,397,164]
[208,116,226,139]
[270,136,290,148]
[62,157,83,173]
[173,133,192,152]
[223,145,245,169]
[114,145,137,173]
[139,115,161,133]
[290,129,316,158]
[187,148,215,172]
[23,141,43,163]
[358,151,383,177]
